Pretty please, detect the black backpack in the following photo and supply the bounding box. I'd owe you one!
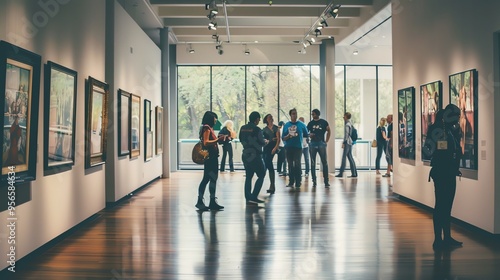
[351,126,358,143]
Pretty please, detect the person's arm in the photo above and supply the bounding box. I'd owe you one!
[343,124,349,144]
[257,129,266,147]
[282,124,291,140]
[325,125,331,143]
[203,128,223,146]
[272,128,281,154]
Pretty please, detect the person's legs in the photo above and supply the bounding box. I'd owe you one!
[375,145,383,171]
[220,144,228,171]
[291,148,302,187]
[252,157,266,199]
[303,147,310,175]
[286,148,295,186]
[228,143,234,171]
[243,159,255,201]
[337,146,348,176]
[442,177,460,245]
[309,144,318,184]
[263,152,276,191]
[317,143,330,185]
[433,176,446,248]
[346,145,357,176]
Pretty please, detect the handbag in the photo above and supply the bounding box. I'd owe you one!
[371,139,377,148]
[192,141,209,164]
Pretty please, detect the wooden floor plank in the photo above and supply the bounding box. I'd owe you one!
[5,171,500,279]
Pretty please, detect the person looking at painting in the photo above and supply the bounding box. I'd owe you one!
[239,111,267,204]
[195,111,226,211]
[307,109,331,188]
[425,104,463,250]
[262,114,280,194]
[218,120,236,172]
[383,114,393,177]
[375,117,387,175]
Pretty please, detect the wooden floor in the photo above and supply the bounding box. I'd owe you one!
[6,171,500,279]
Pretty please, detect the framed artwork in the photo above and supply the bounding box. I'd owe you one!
[449,69,478,170]
[117,89,131,157]
[44,61,77,175]
[144,99,152,161]
[130,94,141,158]
[85,77,109,168]
[155,106,163,155]
[0,41,41,183]
[420,81,442,162]
[397,86,415,160]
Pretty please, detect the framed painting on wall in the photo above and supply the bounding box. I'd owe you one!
[118,89,131,157]
[397,86,415,160]
[0,41,41,183]
[155,106,163,155]
[44,61,77,175]
[449,69,478,171]
[420,81,442,162]
[85,77,109,168]
[130,94,141,158]
[144,99,152,161]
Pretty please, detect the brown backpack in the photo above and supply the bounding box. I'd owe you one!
[192,141,209,164]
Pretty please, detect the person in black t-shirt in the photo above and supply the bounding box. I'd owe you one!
[218,120,236,172]
[307,109,331,187]
[239,111,267,204]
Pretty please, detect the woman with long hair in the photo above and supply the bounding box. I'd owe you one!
[375,117,387,174]
[195,111,225,211]
[219,120,236,172]
[262,114,280,194]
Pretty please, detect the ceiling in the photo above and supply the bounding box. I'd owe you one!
[117,0,392,49]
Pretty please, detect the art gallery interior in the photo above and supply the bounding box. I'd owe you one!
[1,0,500,278]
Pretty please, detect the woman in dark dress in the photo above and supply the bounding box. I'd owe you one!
[218,120,236,172]
[195,111,226,211]
[262,114,280,194]
[375,117,387,174]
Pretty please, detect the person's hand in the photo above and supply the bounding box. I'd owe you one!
[342,143,345,149]
[264,139,269,145]
[272,147,277,155]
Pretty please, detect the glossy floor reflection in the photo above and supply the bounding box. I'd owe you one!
[8,171,500,279]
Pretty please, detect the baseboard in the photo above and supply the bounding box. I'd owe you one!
[105,176,161,208]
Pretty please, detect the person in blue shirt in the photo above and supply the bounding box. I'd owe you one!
[282,108,309,189]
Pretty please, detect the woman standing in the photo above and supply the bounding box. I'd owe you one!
[375,117,387,174]
[219,120,236,172]
[196,111,226,211]
[262,114,280,194]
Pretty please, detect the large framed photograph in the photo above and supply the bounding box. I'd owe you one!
[420,81,442,162]
[44,61,77,175]
[118,89,131,157]
[397,86,415,160]
[130,94,141,158]
[85,77,109,168]
[0,41,41,183]
[144,99,153,161]
[449,69,478,171]
[155,106,163,155]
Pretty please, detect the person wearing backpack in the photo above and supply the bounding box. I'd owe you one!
[335,112,358,178]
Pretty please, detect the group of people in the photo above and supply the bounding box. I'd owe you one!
[196,108,363,210]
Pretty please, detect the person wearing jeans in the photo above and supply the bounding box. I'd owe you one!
[335,112,358,178]
[299,117,310,177]
[282,108,309,189]
[307,109,331,187]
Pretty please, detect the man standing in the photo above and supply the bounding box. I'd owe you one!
[282,108,309,189]
[277,121,287,176]
[307,109,331,187]
[239,111,267,204]
[298,117,310,177]
[335,112,358,178]
[383,114,393,177]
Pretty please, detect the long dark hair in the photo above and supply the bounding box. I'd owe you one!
[201,111,217,127]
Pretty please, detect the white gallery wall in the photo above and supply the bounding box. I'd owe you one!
[391,0,500,233]
[105,1,162,202]
[0,0,107,270]
[0,0,163,270]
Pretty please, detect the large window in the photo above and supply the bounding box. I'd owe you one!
[279,66,312,123]
[212,66,246,132]
[246,66,278,126]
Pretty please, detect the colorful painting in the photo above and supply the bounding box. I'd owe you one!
[420,81,442,162]
[397,87,415,160]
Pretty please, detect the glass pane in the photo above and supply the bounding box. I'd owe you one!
[335,66,345,139]
[246,66,278,126]
[177,66,210,139]
[378,66,393,122]
[279,66,311,123]
[311,66,320,121]
[212,66,246,134]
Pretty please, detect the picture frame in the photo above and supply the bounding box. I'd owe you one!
[420,81,442,162]
[85,76,109,168]
[155,106,163,155]
[144,99,152,161]
[117,89,131,157]
[44,61,77,175]
[0,41,41,183]
[130,94,141,158]
[449,69,478,171]
[397,86,415,160]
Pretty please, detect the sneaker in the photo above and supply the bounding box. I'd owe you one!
[382,173,391,177]
[348,175,358,178]
[334,174,343,178]
[312,180,317,187]
[209,198,224,210]
[443,238,463,248]
[249,198,265,204]
[295,183,301,189]
[286,184,294,188]
[324,181,330,188]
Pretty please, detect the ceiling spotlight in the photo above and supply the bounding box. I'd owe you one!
[353,50,359,55]
[314,28,322,36]
[243,44,250,55]
[208,21,217,30]
[188,44,195,54]
[212,34,219,40]
[205,1,218,14]
[316,25,323,30]
[306,40,313,46]
[310,37,316,43]
[329,4,341,18]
